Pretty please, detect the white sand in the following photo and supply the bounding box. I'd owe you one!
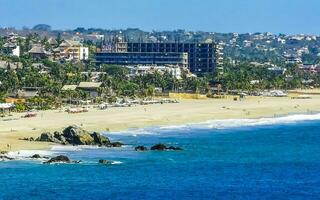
[1,95,320,151]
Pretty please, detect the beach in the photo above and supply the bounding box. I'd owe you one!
[1,95,320,151]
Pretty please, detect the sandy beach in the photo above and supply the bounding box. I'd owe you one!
[1,94,320,152]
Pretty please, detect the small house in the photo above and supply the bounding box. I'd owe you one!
[77,82,102,98]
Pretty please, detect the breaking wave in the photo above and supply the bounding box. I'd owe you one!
[106,113,320,136]
[161,113,320,130]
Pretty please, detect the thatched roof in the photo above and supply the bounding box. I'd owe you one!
[59,40,82,47]
[28,45,48,54]
[62,85,78,91]
[9,90,39,98]
[78,82,102,89]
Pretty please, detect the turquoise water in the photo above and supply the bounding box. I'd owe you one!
[1,118,320,199]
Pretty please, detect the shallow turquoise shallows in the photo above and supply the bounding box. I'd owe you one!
[1,118,320,200]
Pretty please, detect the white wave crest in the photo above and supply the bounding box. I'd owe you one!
[102,113,320,136]
[50,145,110,152]
[7,150,54,160]
[111,161,123,165]
[161,113,320,130]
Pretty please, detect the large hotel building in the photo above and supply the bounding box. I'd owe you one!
[95,39,217,74]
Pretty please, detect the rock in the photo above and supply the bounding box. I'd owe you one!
[62,126,95,145]
[150,144,183,151]
[31,154,41,159]
[99,159,112,165]
[167,146,183,151]
[0,151,8,155]
[44,155,71,164]
[36,132,61,143]
[90,132,111,146]
[135,146,148,151]
[151,144,167,151]
[33,126,122,147]
[54,131,68,145]
[111,142,123,147]
[0,155,14,161]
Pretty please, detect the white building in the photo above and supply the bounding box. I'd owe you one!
[2,43,20,57]
[80,47,89,60]
[126,65,183,79]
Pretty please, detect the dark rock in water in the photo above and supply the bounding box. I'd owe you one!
[135,146,148,151]
[167,146,183,151]
[31,154,41,159]
[72,160,82,164]
[111,142,123,147]
[151,144,183,151]
[99,159,112,165]
[44,155,70,164]
[62,126,95,145]
[151,144,167,151]
[90,132,111,146]
[0,155,14,161]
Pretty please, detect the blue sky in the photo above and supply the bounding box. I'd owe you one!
[0,0,319,34]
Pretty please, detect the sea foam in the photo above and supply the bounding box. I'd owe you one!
[162,113,320,130]
[106,113,320,135]
[7,150,55,160]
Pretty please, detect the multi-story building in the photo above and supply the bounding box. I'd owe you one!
[53,40,89,61]
[95,52,188,69]
[95,38,217,74]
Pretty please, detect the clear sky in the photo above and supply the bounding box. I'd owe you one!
[0,0,319,34]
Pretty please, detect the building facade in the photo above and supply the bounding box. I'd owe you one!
[96,52,188,68]
[2,43,20,57]
[96,39,217,74]
[53,40,89,61]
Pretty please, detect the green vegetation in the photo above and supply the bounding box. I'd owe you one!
[0,30,319,111]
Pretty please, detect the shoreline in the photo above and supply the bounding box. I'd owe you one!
[1,95,320,152]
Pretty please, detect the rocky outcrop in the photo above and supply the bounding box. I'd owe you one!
[35,126,123,147]
[43,155,71,164]
[53,131,68,145]
[151,144,183,151]
[167,146,183,151]
[99,159,112,165]
[62,126,94,145]
[135,146,148,151]
[36,132,61,143]
[31,154,41,159]
[30,154,49,159]
[91,132,110,146]
[0,151,8,155]
[111,142,124,147]
[151,144,167,151]
[0,155,14,161]
[20,137,35,141]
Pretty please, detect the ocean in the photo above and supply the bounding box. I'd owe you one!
[1,114,320,200]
